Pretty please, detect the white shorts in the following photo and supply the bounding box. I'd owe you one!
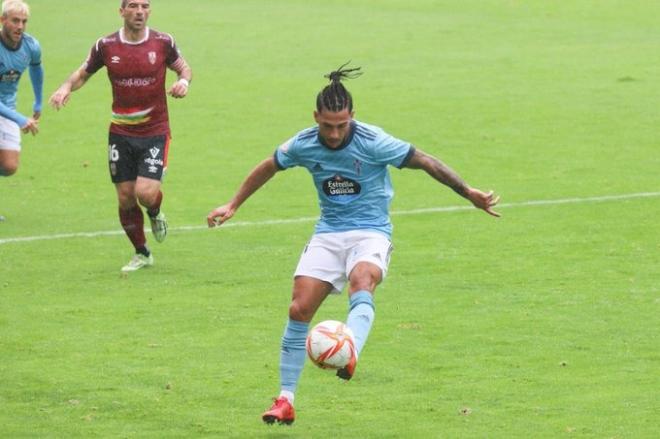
[0,116,21,151]
[294,230,394,293]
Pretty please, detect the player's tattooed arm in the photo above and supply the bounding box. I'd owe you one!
[405,148,469,196]
[405,148,501,217]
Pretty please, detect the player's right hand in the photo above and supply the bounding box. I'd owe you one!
[466,188,501,217]
[207,204,236,228]
[48,88,71,110]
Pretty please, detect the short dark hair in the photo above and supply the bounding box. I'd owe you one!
[316,62,362,113]
[120,0,149,8]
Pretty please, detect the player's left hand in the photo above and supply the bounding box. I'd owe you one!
[33,111,41,121]
[466,188,500,217]
[21,118,39,136]
[168,79,189,98]
[207,203,236,228]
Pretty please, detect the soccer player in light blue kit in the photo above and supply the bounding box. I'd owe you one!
[207,63,500,425]
[0,0,42,221]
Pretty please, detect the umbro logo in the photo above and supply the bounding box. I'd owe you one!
[149,147,160,158]
[313,163,324,172]
[111,56,121,64]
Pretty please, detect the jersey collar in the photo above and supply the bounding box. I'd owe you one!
[119,27,150,45]
[318,120,356,151]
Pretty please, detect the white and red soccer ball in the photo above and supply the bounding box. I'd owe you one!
[306,320,356,369]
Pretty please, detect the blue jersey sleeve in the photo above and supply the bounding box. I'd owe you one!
[274,135,299,170]
[369,130,413,168]
[28,37,42,65]
[26,36,43,113]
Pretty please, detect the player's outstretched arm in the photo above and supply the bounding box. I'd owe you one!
[405,148,500,217]
[207,156,280,227]
[49,67,92,110]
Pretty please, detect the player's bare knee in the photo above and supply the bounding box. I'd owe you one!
[136,185,160,207]
[0,162,18,176]
[349,277,377,293]
[288,301,313,322]
[349,268,380,292]
[117,193,138,209]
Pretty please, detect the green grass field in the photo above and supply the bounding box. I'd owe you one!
[1,0,659,437]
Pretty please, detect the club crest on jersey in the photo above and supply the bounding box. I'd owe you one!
[323,175,361,198]
[148,51,157,65]
[354,159,362,176]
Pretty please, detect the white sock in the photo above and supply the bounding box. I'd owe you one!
[279,390,294,404]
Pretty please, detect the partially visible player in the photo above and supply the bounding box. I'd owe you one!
[49,0,192,271]
[207,63,500,425]
[0,0,42,222]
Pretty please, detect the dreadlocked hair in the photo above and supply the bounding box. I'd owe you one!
[316,61,363,112]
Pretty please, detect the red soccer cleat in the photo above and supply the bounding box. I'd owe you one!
[336,350,357,380]
[262,397,295,425]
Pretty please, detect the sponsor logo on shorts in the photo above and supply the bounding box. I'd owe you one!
[144,157,163,167]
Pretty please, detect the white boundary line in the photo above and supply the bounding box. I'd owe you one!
[1,191,658,246]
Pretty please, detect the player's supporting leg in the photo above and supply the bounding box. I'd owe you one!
[262,318,308,425]
[338,290,375,380]
[119,205,153,272]
[0,150,19,177]
[0,151,20,221]
[279,318,309,399]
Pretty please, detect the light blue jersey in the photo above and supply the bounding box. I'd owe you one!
[0,32,42,126]
[274,120,414,237]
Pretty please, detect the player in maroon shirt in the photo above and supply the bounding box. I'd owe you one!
[49,0,192,272]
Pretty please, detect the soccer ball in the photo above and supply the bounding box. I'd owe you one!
[306,320,356,369]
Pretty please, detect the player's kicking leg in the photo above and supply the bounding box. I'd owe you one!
[149,210,167,242]
[339,249,384,380]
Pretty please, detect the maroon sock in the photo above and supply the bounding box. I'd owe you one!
[119,205,146,250]
[147,191,163,218]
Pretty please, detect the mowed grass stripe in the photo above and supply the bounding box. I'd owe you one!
[1,191,658,245]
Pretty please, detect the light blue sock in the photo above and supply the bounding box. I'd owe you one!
[280,319,309,393]
[346,290,375,356]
